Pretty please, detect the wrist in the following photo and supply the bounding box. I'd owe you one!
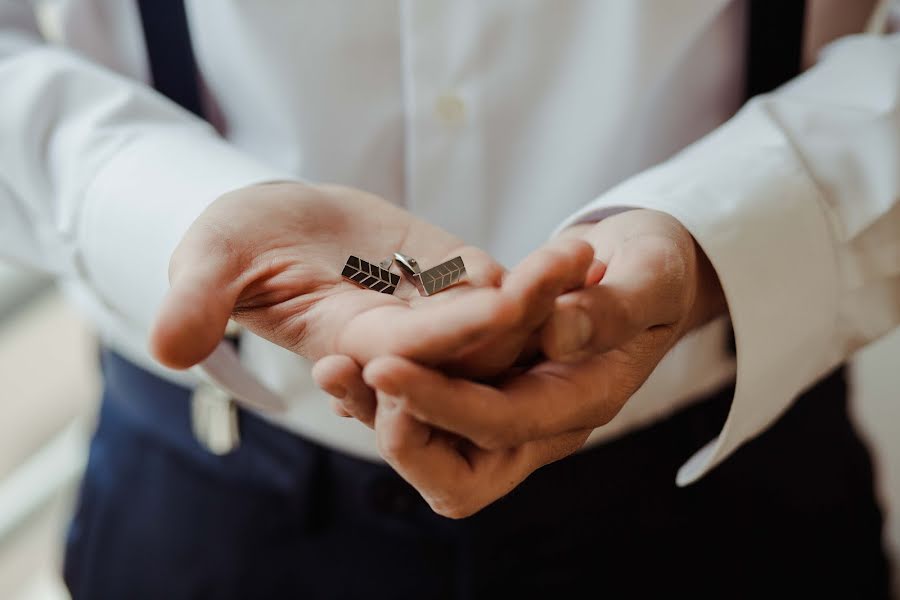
[686,239,727,331]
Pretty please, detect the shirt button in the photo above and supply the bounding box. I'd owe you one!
[434,92,467,126]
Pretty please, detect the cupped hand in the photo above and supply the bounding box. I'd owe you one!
[150,182,595,386]
[318,208,727,517]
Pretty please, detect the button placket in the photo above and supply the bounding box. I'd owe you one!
[400,1,488,245]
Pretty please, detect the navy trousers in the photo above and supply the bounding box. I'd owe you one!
[63,351,891,599]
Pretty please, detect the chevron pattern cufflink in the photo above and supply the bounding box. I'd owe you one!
[341,255,401,294]
[394,253,467,296]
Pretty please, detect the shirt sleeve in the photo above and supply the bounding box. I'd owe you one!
[0,6,291,337]
[558,32,900,485]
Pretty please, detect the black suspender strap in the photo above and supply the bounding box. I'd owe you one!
[745,0,807,98]
[136,0,205,118]
[727,0,806,357]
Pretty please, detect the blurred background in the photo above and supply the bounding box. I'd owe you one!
[3,249,900,600]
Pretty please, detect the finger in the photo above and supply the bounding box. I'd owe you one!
[337,287,519,365]
[365,355,627,449]
[374,388,590,517]
[542,236,687,362]
[434,238,595,376]
[373,392,473,517]
[366,356,507,448]
[542,286,637,362]
[374,391,532,518]
[501,237,596,331]
[150,235,242,370]
[312,355,377,427]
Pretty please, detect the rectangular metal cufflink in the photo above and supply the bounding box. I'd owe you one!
[395,254,467,296]
[342,255,401,294]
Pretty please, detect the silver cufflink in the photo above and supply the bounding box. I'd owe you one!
[394,253,467,296]
[342,255,401,294]
[341,253,467,296]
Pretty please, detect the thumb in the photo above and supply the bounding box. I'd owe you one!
[542,236,688,362]
[149,235,242,370]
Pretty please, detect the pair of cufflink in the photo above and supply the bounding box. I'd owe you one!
[341,252,467,296]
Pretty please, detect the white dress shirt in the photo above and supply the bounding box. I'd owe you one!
[1,0,898,485]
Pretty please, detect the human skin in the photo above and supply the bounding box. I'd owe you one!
[149,184,725,518]
[150,180,599,386]
[316,209,727,518]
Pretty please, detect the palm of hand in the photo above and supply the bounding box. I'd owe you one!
[151,182,592,379]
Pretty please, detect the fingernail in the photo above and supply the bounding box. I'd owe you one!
[551,307,593,357]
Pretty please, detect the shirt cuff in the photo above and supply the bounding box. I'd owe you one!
[76,124,294,341]
[558,99,842,485]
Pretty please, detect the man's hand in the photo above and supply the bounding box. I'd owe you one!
[150,182,595,386]
[316,209,727,517]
